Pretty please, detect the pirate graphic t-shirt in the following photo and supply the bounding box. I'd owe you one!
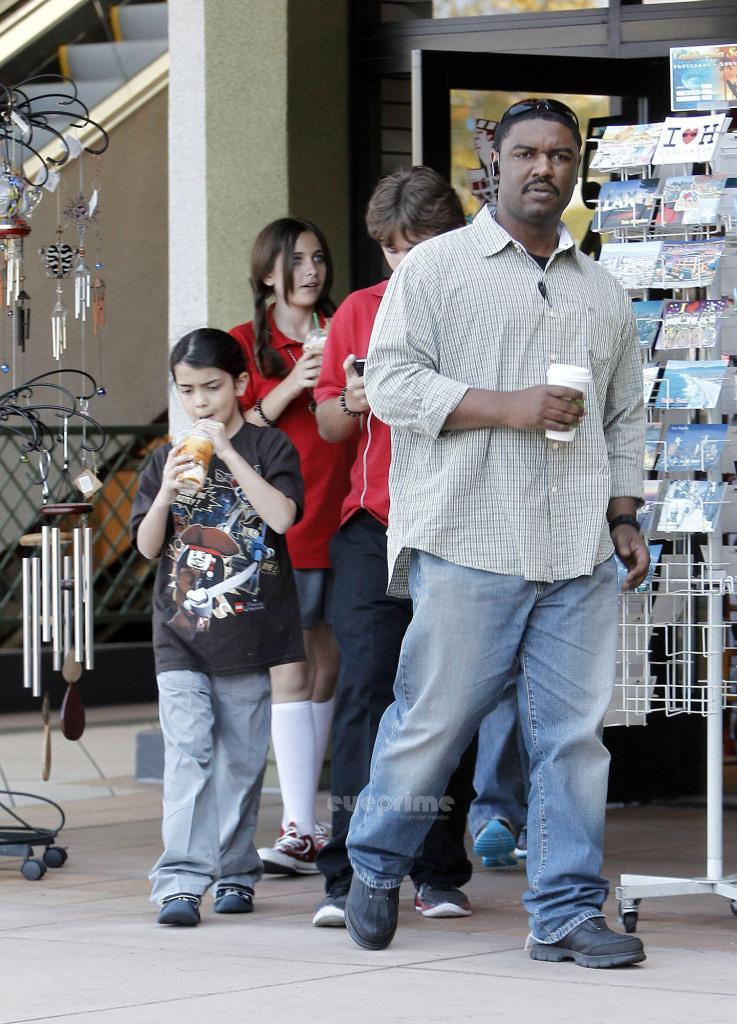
[131,421,305,675]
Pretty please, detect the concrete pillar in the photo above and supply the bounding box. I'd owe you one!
[168,0,350,432]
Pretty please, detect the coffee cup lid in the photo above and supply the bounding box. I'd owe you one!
[547,363,591,382]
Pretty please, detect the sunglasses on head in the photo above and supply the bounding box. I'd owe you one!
[500,98,579,129]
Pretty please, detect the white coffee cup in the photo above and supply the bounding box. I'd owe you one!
[545,363,591,442]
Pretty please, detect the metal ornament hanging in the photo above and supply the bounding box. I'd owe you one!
[0,168,41,306]
[40,236,76,359]
[91,272,105,334]
[14,287,30,351]
[51,284,68,359]
[74,252,90,320]
[39,240,76,279]
[2,216,30,305]
[63,192,94,322]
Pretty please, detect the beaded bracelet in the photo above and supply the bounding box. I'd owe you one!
[254,398,276,427]
[339,386,361,418]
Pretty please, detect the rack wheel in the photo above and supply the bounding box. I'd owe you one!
[622,911,639,933]
[21,858,47,881]
[43,846,67,868]
[730,901,737,918]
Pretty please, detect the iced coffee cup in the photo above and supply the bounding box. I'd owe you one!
[303,328,328,359]
[545,363,591,442]
[174,427,214,494]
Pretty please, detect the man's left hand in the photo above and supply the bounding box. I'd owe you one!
[611,525,650,592]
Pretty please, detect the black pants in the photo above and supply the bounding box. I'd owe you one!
[317,512,475,892]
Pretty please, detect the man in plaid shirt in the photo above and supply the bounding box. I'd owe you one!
[344,99,649,969]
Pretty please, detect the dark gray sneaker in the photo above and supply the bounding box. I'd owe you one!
[213,885,254,914]
[514,826,527,862]
[529,917,646,969]
[157,893,201,926]
[414,884,472,918]
[345,876,400,950]
[313,892,347,928]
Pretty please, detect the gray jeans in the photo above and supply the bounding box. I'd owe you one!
[150,669,271,904]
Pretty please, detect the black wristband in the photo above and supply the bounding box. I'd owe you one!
[254,399,276,427]
[608,514,640,534]
[339,386,361,418]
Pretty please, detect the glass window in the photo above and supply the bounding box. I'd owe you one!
[451,90,610,243]
[433,1,607,15]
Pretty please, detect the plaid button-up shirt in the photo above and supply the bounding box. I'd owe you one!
[364,205,644,596]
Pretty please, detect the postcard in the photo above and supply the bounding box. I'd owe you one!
[633,300,663,348]
[654,422,727,471]
[595,179,659,232]
[658,298,729,350]
[655,359,727,410]
[652,114,729,165]
[657,480,726,533]
[590,123,663,171]
[599,241,661,289]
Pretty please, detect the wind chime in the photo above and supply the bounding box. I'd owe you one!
[0,168,39,357]
[5,369,105,776]
[0,77,108,374]
[0,77,109,779]
[20,503,94,743]
[38,210,76,360]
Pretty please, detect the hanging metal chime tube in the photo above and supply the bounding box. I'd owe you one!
[31,555,41,698]
[63,554,72,658]
[73,526,84,663]
[51,283,67,360]
[22,557,32,690]
[51,526,62,671]
[74,256,91,320]
[41,524,51,642]
[83,526,94,670]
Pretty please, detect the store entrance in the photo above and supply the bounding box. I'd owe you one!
[413,49,670,248]
[413,49,671,172]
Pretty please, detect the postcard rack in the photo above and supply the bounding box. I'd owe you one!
[593,111,737,932]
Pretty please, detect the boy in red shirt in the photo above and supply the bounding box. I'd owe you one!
[312,167,477,926]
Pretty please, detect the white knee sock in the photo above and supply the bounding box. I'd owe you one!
[311,697,335,795]
[271,700,316,837]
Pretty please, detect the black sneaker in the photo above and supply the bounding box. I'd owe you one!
[345,876,400,951]
[213,885,254,914]
[529,917,646,969]
[157,893,201,926]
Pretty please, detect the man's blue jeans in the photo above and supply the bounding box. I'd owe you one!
[347,550,618,943]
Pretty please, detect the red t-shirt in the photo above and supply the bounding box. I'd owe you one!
[314,282,391,528]
[230,312,355,568]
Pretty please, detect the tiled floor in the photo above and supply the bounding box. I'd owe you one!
[1,705,736,1023]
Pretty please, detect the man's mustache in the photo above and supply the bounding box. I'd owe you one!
[522,179,560,195]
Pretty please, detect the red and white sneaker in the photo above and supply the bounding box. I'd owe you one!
[314,821,330,852]
[257,822,319,875]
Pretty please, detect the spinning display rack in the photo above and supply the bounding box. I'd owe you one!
[595,105,737,931]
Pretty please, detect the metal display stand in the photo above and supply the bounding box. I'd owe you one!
[0,790,67,880]
[595,111,737,931]
[615,532,737,931]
